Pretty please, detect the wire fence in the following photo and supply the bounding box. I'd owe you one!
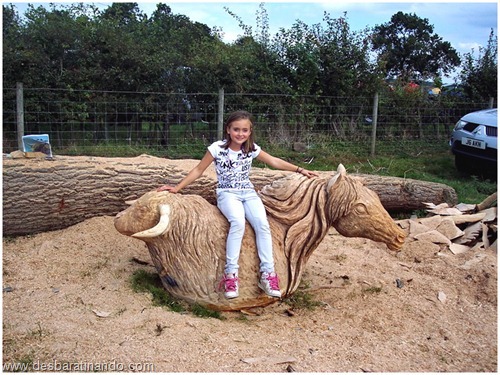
[2,86,493,158]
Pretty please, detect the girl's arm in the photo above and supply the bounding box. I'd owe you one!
[256,150,319,178]
[157,151,215,193]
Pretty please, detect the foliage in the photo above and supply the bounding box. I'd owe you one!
[371,11,460,82]
[4,3,466,97]
[459,29,498,101]
[271,12,381,97]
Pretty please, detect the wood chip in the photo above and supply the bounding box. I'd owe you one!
[480,207,497,223]
[131,257,150,266]
[436,218,464,240]
[92,309,111,318]
[449,243,470,255]
[414,230,451,245]
[437,291,447,303]
[453,222,482,245]
[482,223,490,249]
[486,239,497,251]
[455,203,477,213]
[452,213,486,225]
[241,356,296,365]
[240,309,261,316]
[426,207,463,216]
[409,220,432,237]
[423,202,449,209]
[418,215,445,230]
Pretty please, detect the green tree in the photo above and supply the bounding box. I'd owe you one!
[3,4,24,85]
[273,12,380,97]
[4,4,83,88]
[371,11,460,82]
[459,29,497,102]
[146,3,220,92]
[221,3,289,93]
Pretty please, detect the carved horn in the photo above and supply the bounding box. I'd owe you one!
[327,164,346,191]
[132,204,171,238]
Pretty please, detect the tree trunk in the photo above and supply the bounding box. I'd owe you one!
[3,154,457,236]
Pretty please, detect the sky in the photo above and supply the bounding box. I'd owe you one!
[6,1,499,82]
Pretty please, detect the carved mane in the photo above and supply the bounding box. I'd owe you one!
[259,171,365,292]
[259,174,331,292]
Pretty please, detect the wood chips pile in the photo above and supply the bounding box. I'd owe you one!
[397,193,497,255]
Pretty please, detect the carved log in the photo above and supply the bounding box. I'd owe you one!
[3,154,457,236]
[114,167,406,310]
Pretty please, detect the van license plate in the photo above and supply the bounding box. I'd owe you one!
[462,137,486,149]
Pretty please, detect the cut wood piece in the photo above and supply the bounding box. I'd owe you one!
[449,243,470,255]
[480,207,497,223]
[423,202,449,209]
[477,192,497,211]
[482,223,490,249]
[436,217,464,240]
[452,213,487,225]
[426,207,463,216]
[409,220,433,237]
[418,215,446,230]
[455,202,477,213]
[453,222,483,245]
[486,239,497,251]
[413,230,452,245]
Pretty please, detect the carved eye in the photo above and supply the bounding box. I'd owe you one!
[353,203,368,215]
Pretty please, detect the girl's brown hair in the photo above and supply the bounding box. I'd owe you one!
[222,110,257,154]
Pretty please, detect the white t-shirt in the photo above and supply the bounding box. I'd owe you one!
[207,140,261,190]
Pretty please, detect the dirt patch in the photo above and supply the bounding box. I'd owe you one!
[3,215,497,372]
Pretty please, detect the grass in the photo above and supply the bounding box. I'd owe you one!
[284,280,322,310]
[130,269,185,312]
[130,269,224,319]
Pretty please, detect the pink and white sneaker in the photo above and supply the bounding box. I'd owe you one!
[259,272,281,298]
[220,273,239,299]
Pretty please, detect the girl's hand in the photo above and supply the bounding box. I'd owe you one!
[299,168,319,179]
[157,185,178,193]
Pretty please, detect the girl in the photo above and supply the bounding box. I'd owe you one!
[157,110,318,299]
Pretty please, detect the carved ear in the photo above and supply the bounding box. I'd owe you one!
[327,164,347,191]
[337,163,346,174]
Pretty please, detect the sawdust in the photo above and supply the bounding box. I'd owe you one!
[3,212,497,372]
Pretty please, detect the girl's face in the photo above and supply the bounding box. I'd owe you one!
[227,118,252,149]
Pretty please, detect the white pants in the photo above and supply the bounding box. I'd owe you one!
[217,189,275,275]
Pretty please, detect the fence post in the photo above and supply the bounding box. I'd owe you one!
[370,92,379,158]
[16,82,25,150]
[217,87,224,140]
[489,97,494,109]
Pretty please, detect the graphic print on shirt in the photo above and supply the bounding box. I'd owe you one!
[208,141,260,190]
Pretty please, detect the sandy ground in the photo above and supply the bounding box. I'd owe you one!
[2,210,497,372]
